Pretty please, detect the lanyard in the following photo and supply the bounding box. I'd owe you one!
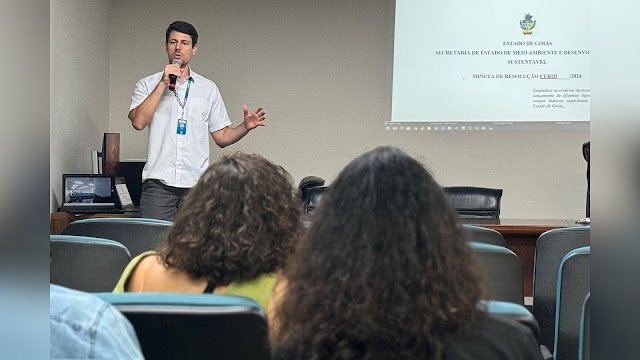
[172,77,193,120]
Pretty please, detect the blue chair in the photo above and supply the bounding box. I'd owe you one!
[50,235,131,292]
[95,293,270,360]
[533,226,590,352]
[579,293,590,360]
[484,300,541,344]
[554,247,590,360]
[69,217,171,225]
[462,224,506,246]
[469,242,524,305]
[61,218,172,258]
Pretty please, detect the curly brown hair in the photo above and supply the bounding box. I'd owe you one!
[158,152,303,285]
[271,146,485,360]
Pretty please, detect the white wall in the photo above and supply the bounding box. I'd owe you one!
[48,0,587,219]
[50,0,112,210]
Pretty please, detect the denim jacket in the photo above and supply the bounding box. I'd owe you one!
[50,284,143,359]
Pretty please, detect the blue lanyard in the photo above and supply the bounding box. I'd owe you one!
[172,77,193,119]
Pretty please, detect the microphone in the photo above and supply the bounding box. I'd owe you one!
[168,59,182,91]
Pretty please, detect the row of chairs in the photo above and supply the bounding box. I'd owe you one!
[301,182,504,219]
[52,245,589,360]
[50,218,589,359]
[91,291,541,360]
[49,233,510,297]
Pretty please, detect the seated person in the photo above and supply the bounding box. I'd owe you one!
[269,146,543,360]
[114,152,302,310]
[50,284,143,359]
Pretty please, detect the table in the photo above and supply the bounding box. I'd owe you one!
[462,218,574,297]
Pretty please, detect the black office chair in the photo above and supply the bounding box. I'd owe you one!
[96,292,270,360]
[304,186,327,213]
[298,176,325,200]
[469,242,524,305]
[533,226,590,353]
[50,235,131,292]
[444,186,503,219]
[61,218,172,258]
[299,176,326,213]
[462,224,506,246]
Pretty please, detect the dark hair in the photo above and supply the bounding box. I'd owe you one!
[271,146,485,360]
[165,21,198,45]
[158,152,302,285]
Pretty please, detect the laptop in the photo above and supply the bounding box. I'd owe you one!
[61,174,122,214]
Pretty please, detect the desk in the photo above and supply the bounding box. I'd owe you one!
[462,218,574,297]
[50,212,140,235]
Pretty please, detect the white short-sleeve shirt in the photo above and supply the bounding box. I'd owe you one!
[130,69,232,188]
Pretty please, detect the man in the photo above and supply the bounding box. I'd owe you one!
[50,284,143,359]
[129,21,266,220]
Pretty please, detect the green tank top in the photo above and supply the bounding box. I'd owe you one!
[113,251,277,310]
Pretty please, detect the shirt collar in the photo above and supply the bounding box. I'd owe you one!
[186,67,198,82]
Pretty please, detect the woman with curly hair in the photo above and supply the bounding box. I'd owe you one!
[114,152,302,310]
[269,146,542,359]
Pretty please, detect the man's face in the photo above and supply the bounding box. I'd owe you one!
[165,30,197,65]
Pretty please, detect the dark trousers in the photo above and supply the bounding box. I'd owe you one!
[140,179,190,221]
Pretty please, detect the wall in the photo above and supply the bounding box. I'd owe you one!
[50,0,113,210]
[106,0,589,219]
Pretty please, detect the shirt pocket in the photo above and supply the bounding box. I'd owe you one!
[187,98,211,123]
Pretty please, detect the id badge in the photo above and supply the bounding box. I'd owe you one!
[177,118,187,135]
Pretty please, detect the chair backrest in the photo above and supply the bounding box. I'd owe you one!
[95,292,270,360]
[462,224,506,246]
[533,226,590,351]
[50,235,131,292]
[468,242,524,305]
[298,176,325,199]
[61,218,172,258]
[554,247,590,360]
[444,186,503,219]
[484,300,541,344]
[582,141,590,217]
[579,293,590,360]
[304,186,327,213]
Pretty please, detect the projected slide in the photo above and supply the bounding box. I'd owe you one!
[391,0,589,127]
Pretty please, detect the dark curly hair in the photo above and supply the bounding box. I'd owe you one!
[158,152,303,286]
[271,146,485,360]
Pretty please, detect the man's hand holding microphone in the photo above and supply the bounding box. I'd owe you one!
[163,59,182,91]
